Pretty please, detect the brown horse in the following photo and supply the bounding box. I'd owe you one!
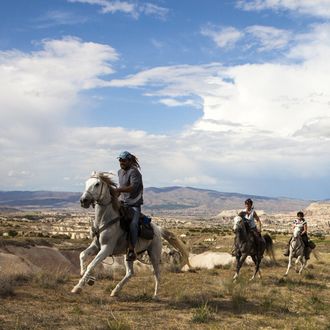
[233,216,274,281]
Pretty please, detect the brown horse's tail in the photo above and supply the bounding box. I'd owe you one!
[161,228,192,269]
[263,233,276,262]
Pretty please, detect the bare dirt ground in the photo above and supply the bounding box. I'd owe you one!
[0,228,329,330]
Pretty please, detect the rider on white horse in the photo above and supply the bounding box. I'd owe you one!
[284,211,310,259]
[237,198,263,256]
[115,151,143,262]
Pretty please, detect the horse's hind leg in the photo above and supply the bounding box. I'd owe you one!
[110,259,134,297]
[295,256,302,273]
[148,243,161,298]
[298,258,306,275]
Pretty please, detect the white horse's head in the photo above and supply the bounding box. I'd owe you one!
[80,172,114,208]
[293,226,301,238]
[233,216,243,231]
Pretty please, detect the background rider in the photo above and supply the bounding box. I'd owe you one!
[238,198,262,255]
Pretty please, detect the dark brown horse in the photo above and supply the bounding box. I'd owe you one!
[233,216,274,281]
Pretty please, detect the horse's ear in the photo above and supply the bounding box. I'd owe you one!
[91,171,98,178]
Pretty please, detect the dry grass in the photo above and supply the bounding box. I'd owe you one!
[0,234,329,329]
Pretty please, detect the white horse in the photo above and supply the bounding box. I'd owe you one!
[284,226,307,276]
[71,172,190,298]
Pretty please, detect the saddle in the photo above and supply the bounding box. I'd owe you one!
[119,204,154,240]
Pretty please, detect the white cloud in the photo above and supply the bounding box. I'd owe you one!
[1,26,329,198]
[68,0,169,19]
[201,24,292,52]
[68,0,135,14]
[245,25,292,51]
[237,0,330,18]
[113,23,330,138]
[151,38,165,49]
[201,25,243,48]
[158,98,201,108]
[0,36,118,145]
[35,10,88,28]
[141,3,169,20]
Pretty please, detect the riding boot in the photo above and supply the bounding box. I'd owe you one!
[304,247,311,260]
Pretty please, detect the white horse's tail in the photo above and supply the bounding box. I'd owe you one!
[161,228,192,269]
[311,249,319,260]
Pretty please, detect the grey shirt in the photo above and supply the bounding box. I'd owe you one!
[118,166,143,206]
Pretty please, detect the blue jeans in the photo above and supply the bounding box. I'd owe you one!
[129,206,141,248]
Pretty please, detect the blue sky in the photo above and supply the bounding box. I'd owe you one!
[0,0,330,200]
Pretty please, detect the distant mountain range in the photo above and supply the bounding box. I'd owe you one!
[0,187,313,217]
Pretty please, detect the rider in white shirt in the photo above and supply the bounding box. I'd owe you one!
[284,211,310,259]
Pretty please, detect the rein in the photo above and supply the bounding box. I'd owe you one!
[87,175,120,242]
[91,216,120,238]
[86,177,112,207]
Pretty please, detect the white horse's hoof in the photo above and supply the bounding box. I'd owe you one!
[87,276,95,286]
[71,285,82,294]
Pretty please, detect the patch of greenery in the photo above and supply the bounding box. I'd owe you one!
[191,303,213,323]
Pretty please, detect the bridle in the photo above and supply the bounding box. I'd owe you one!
[85,177,111,206]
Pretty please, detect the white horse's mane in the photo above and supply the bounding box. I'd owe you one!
[90,171,119,210]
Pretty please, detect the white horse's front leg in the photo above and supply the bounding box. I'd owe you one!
[80,241,99,276]
[233,254,247,282]
[72,244,114,294]
[284,255,292,276]
[110,258,134,297]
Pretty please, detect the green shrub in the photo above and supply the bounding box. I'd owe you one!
[191,303,213,323]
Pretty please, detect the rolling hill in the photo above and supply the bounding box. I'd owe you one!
[0,187,313,217]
